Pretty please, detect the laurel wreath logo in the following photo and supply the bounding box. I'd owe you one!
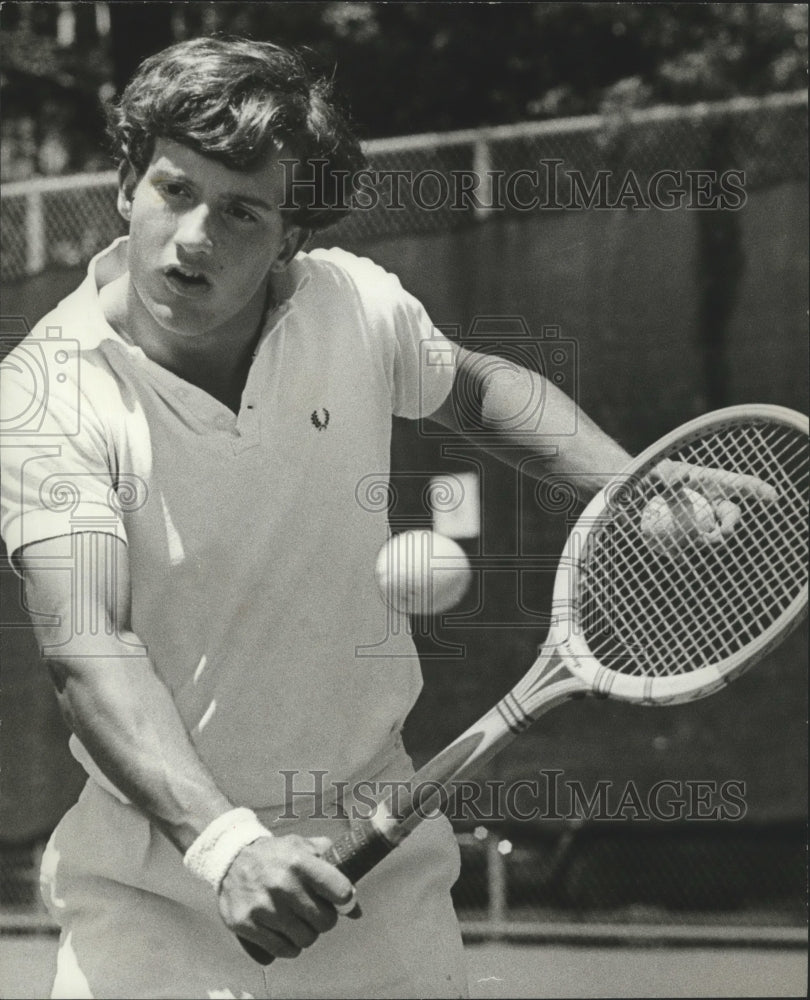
[311,408,330,431]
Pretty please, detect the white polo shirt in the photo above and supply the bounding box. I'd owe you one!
[0,238,456,807]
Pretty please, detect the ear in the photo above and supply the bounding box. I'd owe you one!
[116,161,138,222]
[269,226,311,272]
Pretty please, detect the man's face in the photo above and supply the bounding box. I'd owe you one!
[120,138,297,340]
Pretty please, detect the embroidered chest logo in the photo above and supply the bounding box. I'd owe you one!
[311,408,330,431]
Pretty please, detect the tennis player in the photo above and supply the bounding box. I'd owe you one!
[0,36,738,1000]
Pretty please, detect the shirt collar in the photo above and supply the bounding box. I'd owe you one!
[77,236,312,351]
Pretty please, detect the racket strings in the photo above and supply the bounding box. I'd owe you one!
[578,419,808,679]
[589,507,772,672]
[715,424,808,536]
[591,527,761,675]
[722,429,809,596]
[698,423,808,534]
[748,430,809,566]
[655,425,806,665]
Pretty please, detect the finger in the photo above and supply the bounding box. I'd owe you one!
[696,469,777,504]
[240,925,302,961]
[335,887,360,917]
[712,498,742,537]
[649,458,688,486]
[684,466,777,504]
[306,836,335,857]
[651,460,778,504]
[301,839,361,916]
[239,936,273,965]
[727,472,778,503]
[288,891,339,934]
[256,909,318,951]
[293,838,362,917]
[295,851,355,907]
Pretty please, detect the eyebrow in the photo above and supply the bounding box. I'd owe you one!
[151,168,276,212]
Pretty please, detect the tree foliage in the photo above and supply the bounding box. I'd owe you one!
[200,2,807,135]
[0,2,806,177]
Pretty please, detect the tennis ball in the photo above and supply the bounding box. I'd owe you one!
[641,486,721,553]
[375,530,472,615]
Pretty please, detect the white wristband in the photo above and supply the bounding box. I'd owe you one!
[183,807,273,891]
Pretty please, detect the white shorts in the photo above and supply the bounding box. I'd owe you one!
[41,771,468,999]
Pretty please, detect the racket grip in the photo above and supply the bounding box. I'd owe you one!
[237,818,393,966]
[323,816,395,882]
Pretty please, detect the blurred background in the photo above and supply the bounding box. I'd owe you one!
[1,0,807,952]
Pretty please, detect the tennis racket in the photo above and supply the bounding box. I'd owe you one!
[242,403,808,964]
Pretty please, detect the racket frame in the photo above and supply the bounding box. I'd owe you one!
[554,404,809,706]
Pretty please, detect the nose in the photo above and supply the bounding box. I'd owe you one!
[175,203,213,255]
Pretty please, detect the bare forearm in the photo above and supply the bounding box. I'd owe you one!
[481,369,631,492]
[434,347,632,498]
[47,639,232,853]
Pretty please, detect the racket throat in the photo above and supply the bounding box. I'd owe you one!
[389,656,580,835]
[323,655,581,882]
[510,647,584,721]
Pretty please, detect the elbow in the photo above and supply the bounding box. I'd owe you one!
[38,634,147,713]
[40,656,86,739]
[480,365,546,434]
[42,654,70,696]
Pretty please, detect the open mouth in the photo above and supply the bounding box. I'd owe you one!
[164,265,211,292]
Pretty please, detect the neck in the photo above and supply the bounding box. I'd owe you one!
[130,280,272,377]
[101,271,275,405]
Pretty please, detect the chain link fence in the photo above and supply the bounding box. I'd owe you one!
[1,91,807,940]
[1,91,806,281]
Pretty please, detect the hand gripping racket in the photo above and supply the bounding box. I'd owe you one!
[241,404,808,964]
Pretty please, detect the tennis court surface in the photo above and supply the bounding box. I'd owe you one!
[1,934,806,998]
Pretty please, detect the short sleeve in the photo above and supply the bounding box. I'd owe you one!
[309,248,456,419]
[0,343,126,575]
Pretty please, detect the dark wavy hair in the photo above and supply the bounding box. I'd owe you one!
[105,36,367,231]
